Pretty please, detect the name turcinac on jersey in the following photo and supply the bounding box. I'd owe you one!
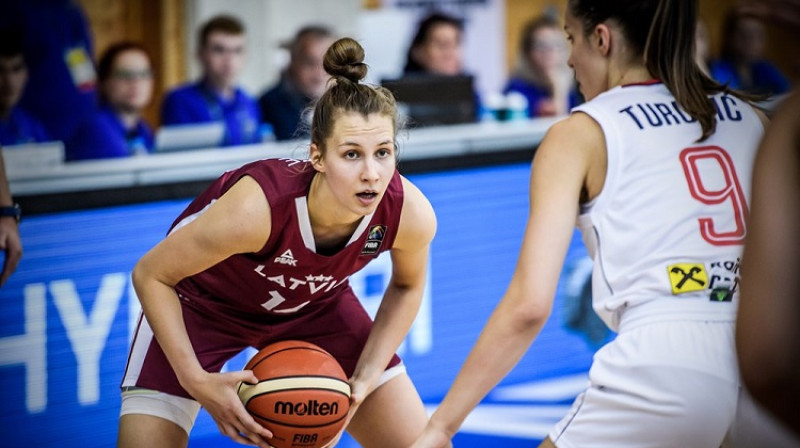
[619,95,743,130]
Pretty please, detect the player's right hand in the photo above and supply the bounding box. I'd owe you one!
[184,369,274,447]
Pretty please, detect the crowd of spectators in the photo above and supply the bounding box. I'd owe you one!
[0,4,793,161]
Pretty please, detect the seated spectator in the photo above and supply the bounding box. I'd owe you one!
[161,15,260,147]
[710,9,791,96]
[67,42,154,161]
[259,25,335,141]
[504,15,580,117]
[0,29,50,146]
[402,11,481,119]
[403,11,466,76]
[1,0,97,144]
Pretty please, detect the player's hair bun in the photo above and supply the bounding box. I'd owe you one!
[323,37,368,83]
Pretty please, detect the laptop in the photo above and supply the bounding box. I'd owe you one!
[155,122,226,152]
[381,74,478,127]
[2,140,65,172]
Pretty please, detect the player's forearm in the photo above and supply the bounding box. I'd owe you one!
[354,282,424,382]
[429,293,547,437]
[0,153,13,205]
[131,265,206,389]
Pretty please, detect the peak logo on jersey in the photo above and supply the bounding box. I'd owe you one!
[274,249,298,266]
[667,263,708,294]
[361,225,387,255]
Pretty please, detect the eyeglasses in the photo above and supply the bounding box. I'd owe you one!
[112,69,153,81]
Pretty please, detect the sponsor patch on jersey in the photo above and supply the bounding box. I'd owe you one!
[709,287,733,302]
[361,225,387,255]
[667,263,708,294]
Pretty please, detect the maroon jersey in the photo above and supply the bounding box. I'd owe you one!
[172,158,404,325]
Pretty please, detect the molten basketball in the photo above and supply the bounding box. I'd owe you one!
[237,340,351,448]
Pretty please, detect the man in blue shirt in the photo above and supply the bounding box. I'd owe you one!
[161,15,260,147]
[0,29,50,146]
[67,42,154,161]
[259,25,334,141]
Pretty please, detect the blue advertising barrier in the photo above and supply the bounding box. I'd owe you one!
[0,162,603,447]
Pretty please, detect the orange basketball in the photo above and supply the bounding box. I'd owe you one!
[237,340,351,448]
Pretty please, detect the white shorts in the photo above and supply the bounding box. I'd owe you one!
[548,320,799,448]
[120,363,408,435]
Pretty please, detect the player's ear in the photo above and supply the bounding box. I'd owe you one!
[310,143,325,172]
[595,23,611,56]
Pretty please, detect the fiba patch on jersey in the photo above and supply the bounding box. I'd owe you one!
[361,225,387,255]
[667,263,708,294]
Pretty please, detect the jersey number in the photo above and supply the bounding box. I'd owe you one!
[679,146,748,246]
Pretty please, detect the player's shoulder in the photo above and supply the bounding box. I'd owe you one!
[543,113,603,149]
[395,176,436,245]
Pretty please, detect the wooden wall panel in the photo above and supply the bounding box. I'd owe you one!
[77,0,185,126]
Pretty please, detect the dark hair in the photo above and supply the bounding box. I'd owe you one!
[310,37,398,151]
[97,42,151,83]
[199,15,245,48]
[403,11,464,74]
[289,25,334,57]
[568,0,752,141]
[0,28,24,59]
[97,41,152,103]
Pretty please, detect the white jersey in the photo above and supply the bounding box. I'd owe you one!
[575,82,764,332]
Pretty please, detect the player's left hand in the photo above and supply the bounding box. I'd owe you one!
[322,376,370,447]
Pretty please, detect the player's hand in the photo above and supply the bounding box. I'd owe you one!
[409,423,454,448]
[0,217,22,287]
[322,376,370,447]
[184,369,274,447]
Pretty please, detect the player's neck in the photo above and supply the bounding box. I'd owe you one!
[609,65,652,89]
[307,173,362,241]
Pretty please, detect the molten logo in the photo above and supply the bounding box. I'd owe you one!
[274,399,339,416]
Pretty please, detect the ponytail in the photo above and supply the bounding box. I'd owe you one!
[645,0,721,141]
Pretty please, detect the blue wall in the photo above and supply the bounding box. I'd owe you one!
[0,162,600,447]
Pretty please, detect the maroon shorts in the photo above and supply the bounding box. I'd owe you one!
[121,288,402,399]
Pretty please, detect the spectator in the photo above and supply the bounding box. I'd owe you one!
[67,42,155,161]
[0,29,50,146]
[504,15,580,117]
[259,25,335,141]
[0,0,97,143]
[161,15,260,147]
[710,9,791,96]
[402,11,481,121]
[737,0,800,438]
[403,12,466,76]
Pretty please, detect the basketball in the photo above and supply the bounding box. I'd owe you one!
[237,340,351,448]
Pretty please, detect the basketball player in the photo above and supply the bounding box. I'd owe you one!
[118,37,435,448]
[736,1,800,438]
[411,1,797,447]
